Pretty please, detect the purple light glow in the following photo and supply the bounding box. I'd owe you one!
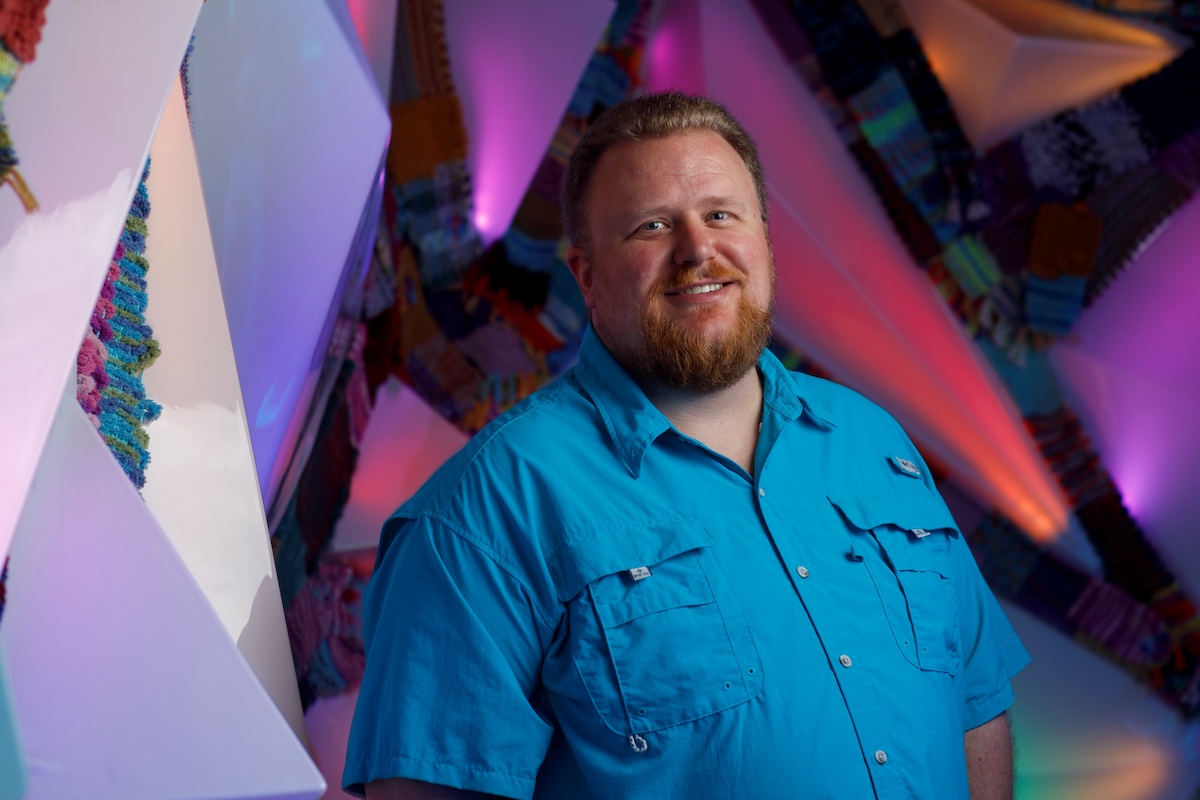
[1051,194,1200,582]
[442,0,614,245]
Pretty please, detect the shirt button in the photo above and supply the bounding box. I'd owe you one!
[875,750,887,765]
[839,654,852,668]
[758,487,766,497]
[796,566,810,579]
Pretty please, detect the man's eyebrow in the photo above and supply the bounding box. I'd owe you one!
[625,196,753,220]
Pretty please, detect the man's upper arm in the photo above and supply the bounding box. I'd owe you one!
[343,516,556,799]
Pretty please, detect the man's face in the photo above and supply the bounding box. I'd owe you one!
[567,129,775,392]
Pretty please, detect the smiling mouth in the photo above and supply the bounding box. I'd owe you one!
[667,282,731,296]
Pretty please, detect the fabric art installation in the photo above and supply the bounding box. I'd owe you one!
[752,0,1200,717]
[0,0,49,211]
[74,162,162,489]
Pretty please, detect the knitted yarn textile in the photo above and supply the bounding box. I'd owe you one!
[285,556,369,710]
[0,0,49,63]
[75,163,161,489]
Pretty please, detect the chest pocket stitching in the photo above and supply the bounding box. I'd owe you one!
[559,520,762,736]
[828,490,962,675]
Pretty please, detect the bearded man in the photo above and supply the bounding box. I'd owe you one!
[345,92,1030,800]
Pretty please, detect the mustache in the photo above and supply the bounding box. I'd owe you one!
[651,262,747,295]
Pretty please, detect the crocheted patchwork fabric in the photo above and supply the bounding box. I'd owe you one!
[76,164,161,489]
[941,234,1000,299]
[285,556,370,710]
[0,0,49,64]
[1019,95,1154,199]
[1029,202,1103,279]
[1025,275,1088,336]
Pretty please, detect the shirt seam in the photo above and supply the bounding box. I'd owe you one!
[420,511,560,636]
[359,752,537,781]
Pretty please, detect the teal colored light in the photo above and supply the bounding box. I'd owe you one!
[0,640,27,800]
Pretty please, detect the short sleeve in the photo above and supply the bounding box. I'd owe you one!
[949,530,1032,729]
[342,515,557,799]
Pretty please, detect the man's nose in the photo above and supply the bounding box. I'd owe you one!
[672,218,715,266]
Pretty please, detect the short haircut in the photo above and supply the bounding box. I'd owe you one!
[561,91,767,247]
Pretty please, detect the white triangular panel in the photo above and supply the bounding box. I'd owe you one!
[141,75,308,745]
[1,387,324,800]
[442,0,615,243]
[0,0,202,570]
[330,377,469,553]
[187,0,391,512]
[898,0,1184,150]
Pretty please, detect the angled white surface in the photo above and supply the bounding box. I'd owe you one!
[443,0,615,243]
[649,0,1067,538]
[899,0,1183,149]
[142,75,308,746]
[0,0,201,572]
[330,377,469,553]
[188,0,390,511]
[1,387,324,800]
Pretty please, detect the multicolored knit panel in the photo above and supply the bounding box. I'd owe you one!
[0,0,50,211]
[75,163,162,489]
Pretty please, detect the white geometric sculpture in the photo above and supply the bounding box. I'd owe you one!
[1,386,324,799]
[186,0,391,512]
[0,0,202,573]
[141,75,308,744]
[897,0,1185,150]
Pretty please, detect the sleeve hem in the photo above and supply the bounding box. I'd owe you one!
[344,753,537,800]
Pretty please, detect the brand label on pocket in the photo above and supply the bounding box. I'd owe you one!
[629,566,652,581]
[911,528,931,539]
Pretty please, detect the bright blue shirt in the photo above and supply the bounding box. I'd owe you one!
[344,326,1030,799]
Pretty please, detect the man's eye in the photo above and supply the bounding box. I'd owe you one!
[709,211,730,221]
[641,221,666,231]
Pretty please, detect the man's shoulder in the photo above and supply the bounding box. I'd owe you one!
[391,371,607,526]
[785,369,900,431]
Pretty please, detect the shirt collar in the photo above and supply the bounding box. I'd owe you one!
[572,325,836,477]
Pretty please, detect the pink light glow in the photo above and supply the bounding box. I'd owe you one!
[442,0,614,245]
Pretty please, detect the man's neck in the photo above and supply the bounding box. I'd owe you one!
[642,367,764,476]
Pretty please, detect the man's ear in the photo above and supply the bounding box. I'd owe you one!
[566,244,594,309]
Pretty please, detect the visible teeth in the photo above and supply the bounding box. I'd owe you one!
[680,283,723,295]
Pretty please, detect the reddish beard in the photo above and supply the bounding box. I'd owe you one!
[623,263,774,393]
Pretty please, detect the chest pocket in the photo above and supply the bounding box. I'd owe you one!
[829,489,962,675]
[548,518,763,736]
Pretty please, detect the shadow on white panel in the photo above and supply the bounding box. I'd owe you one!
[142,74,308,745]
[1,387,324,800]
[0,0,202,571]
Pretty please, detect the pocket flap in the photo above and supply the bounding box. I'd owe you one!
[548,518,714,602]
[828,489,960,537]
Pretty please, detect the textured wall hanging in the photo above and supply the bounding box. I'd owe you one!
[0,0,49,211]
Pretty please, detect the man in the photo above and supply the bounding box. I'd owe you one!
[345,92,1030,799]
